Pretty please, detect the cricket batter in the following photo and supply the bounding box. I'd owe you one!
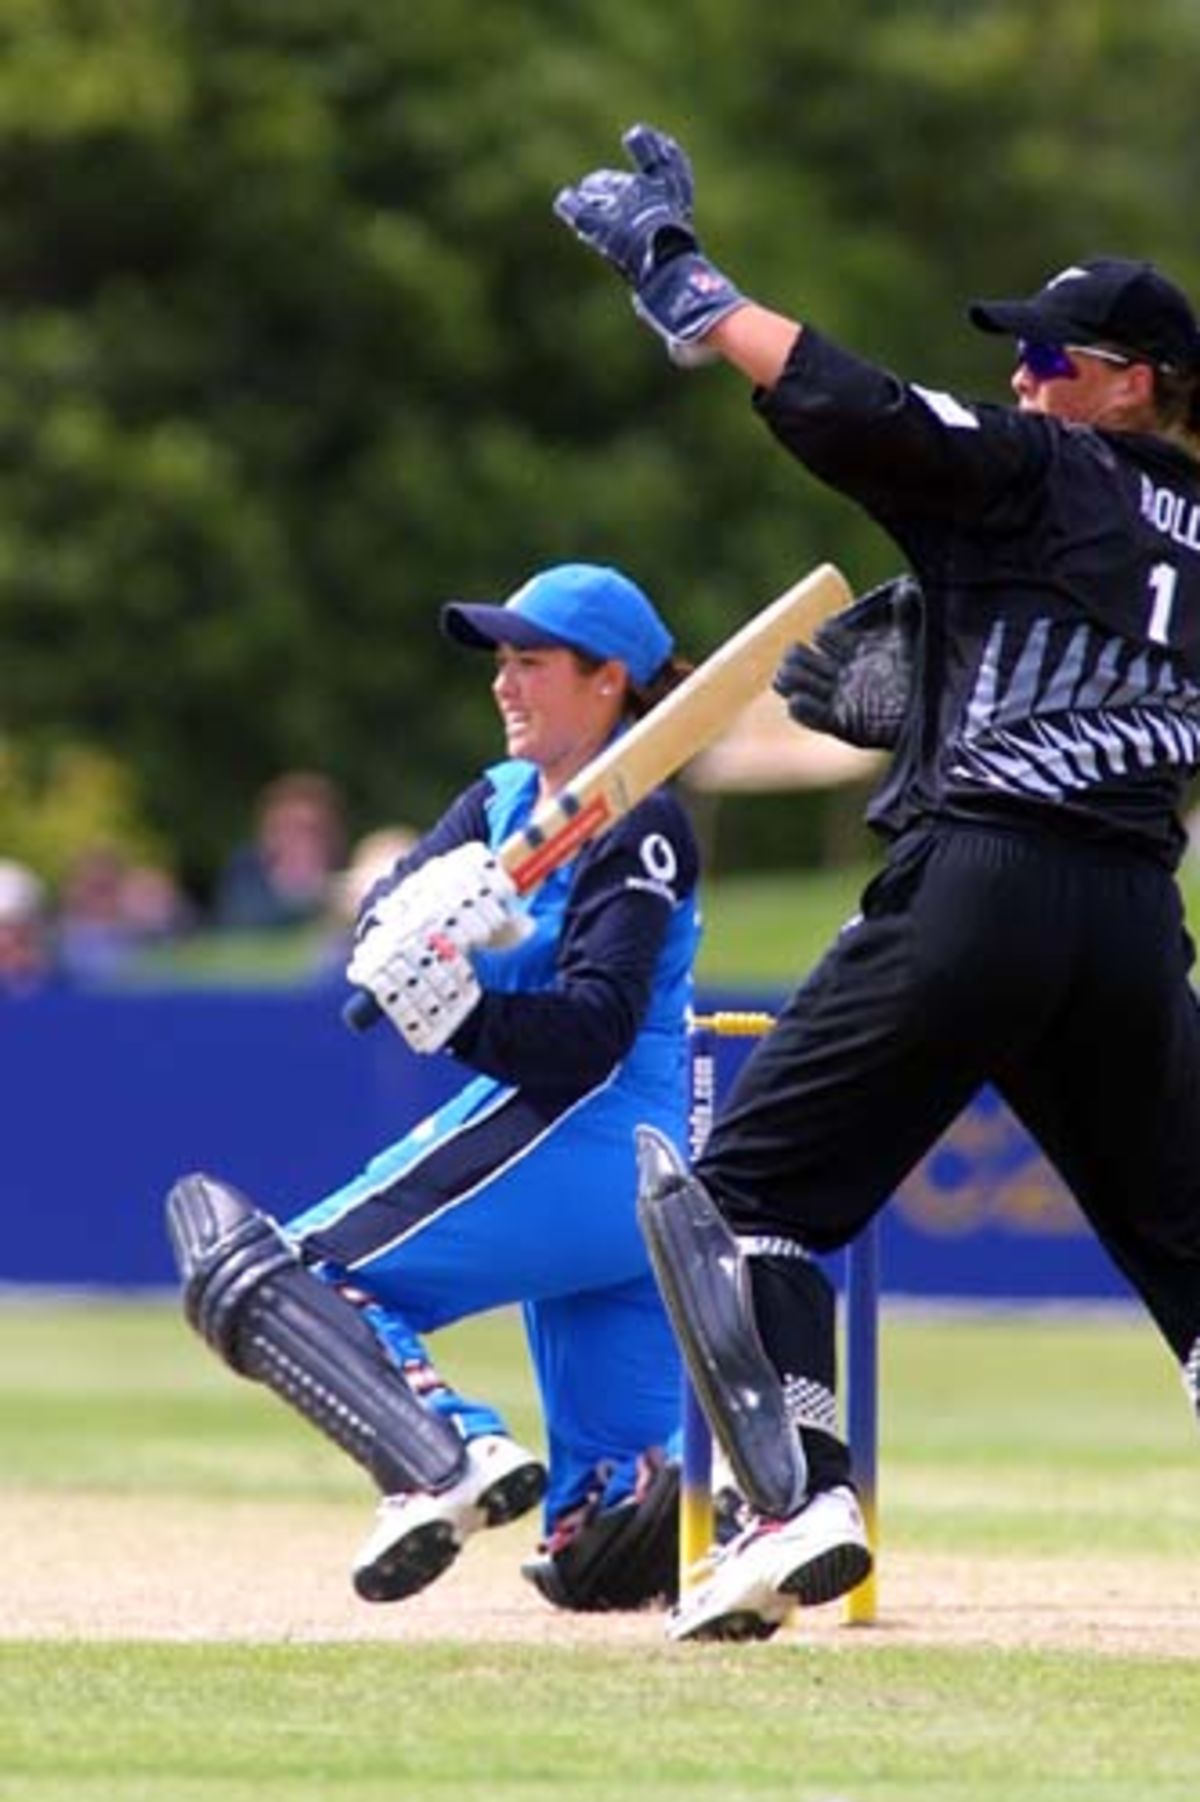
[556,125,1200,1640]
[167,562,701,1613]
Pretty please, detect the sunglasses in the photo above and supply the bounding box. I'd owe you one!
[1015,340,1138,382]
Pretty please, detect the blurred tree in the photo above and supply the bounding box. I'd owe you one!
[0,737,165,880]
[0,0,1197,882]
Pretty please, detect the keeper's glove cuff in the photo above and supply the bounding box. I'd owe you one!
[632,252,745,357]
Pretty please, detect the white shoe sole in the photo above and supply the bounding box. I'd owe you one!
[667,1507,872,1643]
[354,1454,546,1604]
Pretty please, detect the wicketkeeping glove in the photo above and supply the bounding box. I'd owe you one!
[554,123,744,366]
[521,1450,682,1613]
[773,574,923,751]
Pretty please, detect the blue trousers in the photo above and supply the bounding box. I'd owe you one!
[285,1068,683,1525]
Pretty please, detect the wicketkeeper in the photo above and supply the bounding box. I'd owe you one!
[557,124,1200,1641]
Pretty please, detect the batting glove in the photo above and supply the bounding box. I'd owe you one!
[413,841,529,952]
[773,575,923,751]
[554,123,744,364]
[356,842,528,957]
[347,923,482,1055]
[353,854,444,947]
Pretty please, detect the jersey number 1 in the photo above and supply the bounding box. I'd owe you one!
[1147,561,1179,646]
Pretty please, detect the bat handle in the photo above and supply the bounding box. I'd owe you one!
[342,987,383,1032]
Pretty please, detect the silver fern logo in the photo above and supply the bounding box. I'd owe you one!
[951,617,1200,800]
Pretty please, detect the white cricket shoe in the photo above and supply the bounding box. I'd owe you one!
[667,1485,871,1643]
[352,1433,547,1603]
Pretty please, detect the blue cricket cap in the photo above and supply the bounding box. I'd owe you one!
[441,563,674,688]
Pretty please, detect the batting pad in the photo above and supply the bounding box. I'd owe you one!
[166,1172,468,1496]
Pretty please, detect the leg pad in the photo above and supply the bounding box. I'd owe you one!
[635,1126,806,1519]
[165,1172,467,1495]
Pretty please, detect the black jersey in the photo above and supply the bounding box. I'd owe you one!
[758,328,1200,865]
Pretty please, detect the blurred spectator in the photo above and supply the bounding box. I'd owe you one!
[315,824,420,977]
[214,771,348,932]
[0,860,58,997]
[57,844,193,984]
[330,825,421,934]
[121,862,194,943]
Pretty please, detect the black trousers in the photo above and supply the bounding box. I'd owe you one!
[697,821,1200,1369]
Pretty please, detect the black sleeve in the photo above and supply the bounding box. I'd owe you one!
[448,789,699,1094]
[755,326,1049,534]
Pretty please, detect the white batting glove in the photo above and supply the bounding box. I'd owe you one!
[348,923,483,1054]
[354,854,447,945]
[407,841,529,952]
[357,843,528,956]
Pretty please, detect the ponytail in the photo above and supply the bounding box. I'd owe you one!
[567,646,695,721]
[626,654,694,719]
[1153,365,1200,458]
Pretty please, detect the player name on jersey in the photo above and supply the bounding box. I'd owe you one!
[1140,476,1200,553]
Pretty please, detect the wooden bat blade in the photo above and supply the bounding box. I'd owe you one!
[500,560,851,893]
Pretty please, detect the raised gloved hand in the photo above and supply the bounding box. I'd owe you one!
[773,575,923,751]
[554,123,744,365]
[347,920,482,1055]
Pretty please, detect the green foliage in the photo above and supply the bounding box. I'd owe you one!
[1,1,1199,880]
[0,736,164,880]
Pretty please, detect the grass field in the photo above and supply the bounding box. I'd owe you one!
[117,861,880,995]
[119,847,1200,996]
[1,1297,1197,1801]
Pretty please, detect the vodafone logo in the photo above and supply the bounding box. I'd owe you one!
[626,830,681,903]
[640,832,678,884]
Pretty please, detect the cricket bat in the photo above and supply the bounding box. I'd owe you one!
[345,560,851,1030]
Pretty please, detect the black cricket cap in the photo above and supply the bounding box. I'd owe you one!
[968,257,1200,370]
